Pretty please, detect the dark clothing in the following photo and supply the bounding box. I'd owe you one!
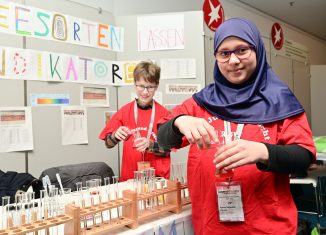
[157,116,314,174]
[0,170,41,204]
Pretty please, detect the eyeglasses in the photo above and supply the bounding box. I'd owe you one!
[135,84,157,92]
[216,46,255,63]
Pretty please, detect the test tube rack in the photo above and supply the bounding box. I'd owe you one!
[0,204,78,235]
[0,180,188,235]
[181,183,191,206]
[136,179,182,222]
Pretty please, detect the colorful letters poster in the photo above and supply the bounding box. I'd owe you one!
[0,46,137,86]
[0,1,124,51]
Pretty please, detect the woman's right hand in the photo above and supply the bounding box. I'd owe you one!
[114,126,131,141]
[174,116,217,149]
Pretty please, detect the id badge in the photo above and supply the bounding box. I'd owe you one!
[215,181,244,222]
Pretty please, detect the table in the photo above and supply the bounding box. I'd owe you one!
[317,153,326,162]
[115,204,193,235]
[0,181,194,235]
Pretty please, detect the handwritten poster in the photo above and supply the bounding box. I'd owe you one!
[0,107,34,153]
[81,86,109,107]
[160,58,196,79]
[165,83,201,94]
[137,14,184,51]
[61,106,88,145]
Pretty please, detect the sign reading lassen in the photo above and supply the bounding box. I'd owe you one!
[203,0,224,32]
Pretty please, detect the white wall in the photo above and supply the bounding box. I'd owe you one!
[66,0,326,65]
[112,0,201,16]
[219,0,326,65]
[68,0,114,13]
[310,65,326,135]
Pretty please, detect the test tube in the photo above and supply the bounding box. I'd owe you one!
[148,168,155,209]
[94,178,104,223]
[76,182,83,192]
[1,196,10,229]
[15,193,24,226]
[177,163,186,200]
[104,177,112,220]
[25,191,36,224]
[47,186,58,217]
[48,187,59,235]
[76,185,88,229]
[158,177,166,205]
[39,189,47,220]
[170,163,179,182]
[103,177,111,202]
[85,180,97,226]
[112,176,120,218]
[134,171,144,214]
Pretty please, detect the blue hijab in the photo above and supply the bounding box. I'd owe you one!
[193,18,304,124]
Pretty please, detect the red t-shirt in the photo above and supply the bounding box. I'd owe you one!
[99,100,170,181]
[158,98,316,235]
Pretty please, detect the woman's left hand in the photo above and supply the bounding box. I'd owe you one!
[134,137,150,152]
[213,140,269,171]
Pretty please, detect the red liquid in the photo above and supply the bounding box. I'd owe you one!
[90,191,99,195]
[215,168,234,178]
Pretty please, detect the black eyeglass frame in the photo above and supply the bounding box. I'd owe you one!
[135,84,158,92]
[216,45,255,63]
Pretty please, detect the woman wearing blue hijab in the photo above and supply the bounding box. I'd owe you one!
[157,18,315,234]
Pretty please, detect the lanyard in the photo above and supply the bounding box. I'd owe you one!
[133,100,156,140]
[219,121,245,182]
[223,121,244,142]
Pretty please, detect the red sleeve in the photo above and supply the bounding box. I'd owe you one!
[278,113,316,159]
[99,108,124,140]
[157,98,200,126]
[157,98,202,148]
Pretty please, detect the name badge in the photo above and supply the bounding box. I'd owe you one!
[215,181,244,222]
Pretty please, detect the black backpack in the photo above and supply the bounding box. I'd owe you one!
[39,162,115,191]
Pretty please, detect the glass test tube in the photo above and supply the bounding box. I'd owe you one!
[112,176,120,218]
[76,183,88,229]
[1,196,10,229]
[104,177,112,220]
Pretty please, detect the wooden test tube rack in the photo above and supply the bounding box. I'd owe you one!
[180,183,191,206]
[0,180,188,235]
[0,204,79,235]
[136,180,182,222]
[78,189,138,234]
[78,180,183,234]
